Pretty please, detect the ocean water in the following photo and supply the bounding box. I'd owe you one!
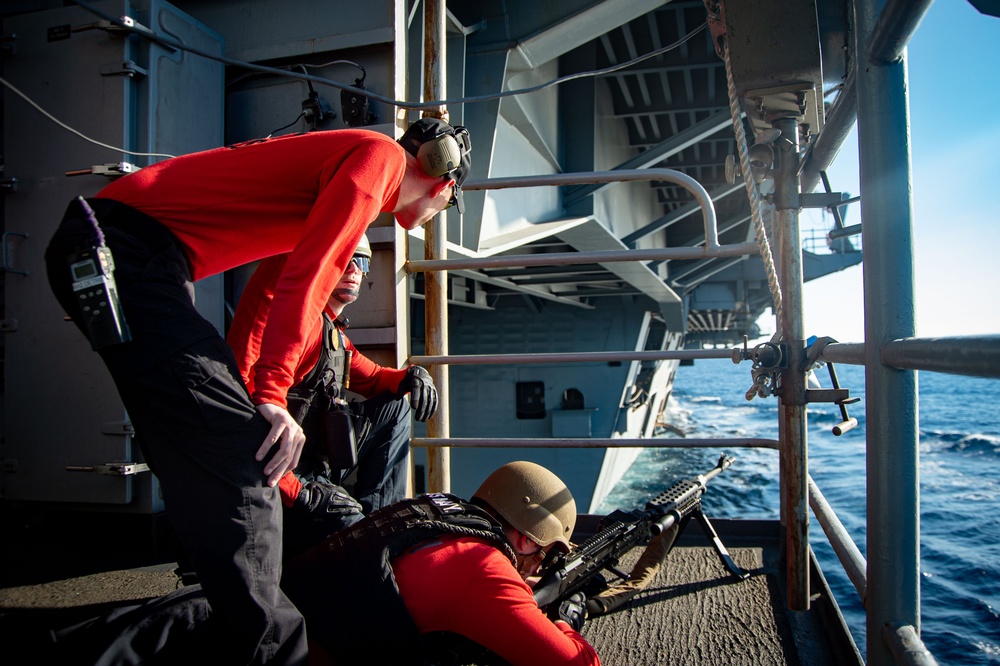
[597,359,1000,665]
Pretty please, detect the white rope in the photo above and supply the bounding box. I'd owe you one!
[721,44,783,342]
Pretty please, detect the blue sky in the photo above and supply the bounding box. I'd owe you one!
[791,2,1000,342]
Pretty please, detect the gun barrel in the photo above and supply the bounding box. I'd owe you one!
[700,454,736,484]
[535,455,738,610]
[649,511,679,536]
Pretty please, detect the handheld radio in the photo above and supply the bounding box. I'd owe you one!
[69,197,131,350]
[324,349,358,470]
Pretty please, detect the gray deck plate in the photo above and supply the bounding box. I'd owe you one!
[0,519,862,665]
[582,543,848,665]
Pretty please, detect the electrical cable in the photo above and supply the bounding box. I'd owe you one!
[226,59,366,88]
[70,0,706,110]
[0,75,176,159]
[267,112,306,137]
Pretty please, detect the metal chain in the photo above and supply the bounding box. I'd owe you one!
[722,42,783,342]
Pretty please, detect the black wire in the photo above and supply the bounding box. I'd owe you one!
[267,112,305,137]
[70,0,707,110]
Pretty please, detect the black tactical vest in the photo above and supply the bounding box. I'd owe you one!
[282,493,515,665]
[285,313,346,469]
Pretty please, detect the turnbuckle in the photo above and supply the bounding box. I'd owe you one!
[732,336,784,401]
[732,335,860,435]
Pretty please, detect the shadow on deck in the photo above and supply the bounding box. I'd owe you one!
[579,518,863,666]
[0,508,862,665]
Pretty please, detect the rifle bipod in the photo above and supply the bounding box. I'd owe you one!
[671,509,750,580]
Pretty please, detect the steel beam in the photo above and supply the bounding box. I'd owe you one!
[423,0,450,493]
[855,0,921,662]
[772,115,810,611]
[881,335,1000,379]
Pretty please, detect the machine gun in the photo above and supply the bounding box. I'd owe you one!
[533,454,749,612]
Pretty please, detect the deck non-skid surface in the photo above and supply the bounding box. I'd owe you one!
[0,518,858,665]
[582,542,851,666]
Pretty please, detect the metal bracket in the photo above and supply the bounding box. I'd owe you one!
[100,59,148,78]
[805,387,851,403]
[704,1,727,60]
[65,162,139,179]
[803,337,860,435]
[101,420,136,436]
[71,15,176,53]
[65,462,150,476]
[2,231,28,275]
[74,15,145,37]
[800,192,852,209]
[733,336,785,400]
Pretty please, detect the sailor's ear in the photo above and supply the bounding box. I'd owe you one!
[431,177,455,199]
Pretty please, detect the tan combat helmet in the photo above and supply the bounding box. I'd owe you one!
[354,232,372,262]
[473,461,577,552]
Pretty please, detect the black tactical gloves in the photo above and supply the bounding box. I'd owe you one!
[556,592,588,632]
[397,365,438,422]
[295,478,363,518]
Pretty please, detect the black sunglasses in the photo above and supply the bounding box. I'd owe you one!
[351,255,370,273]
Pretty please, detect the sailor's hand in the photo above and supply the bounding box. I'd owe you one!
[296,479,363,518]
[398,365,438,422]
[556,592,588,632]
[255,403,305,487]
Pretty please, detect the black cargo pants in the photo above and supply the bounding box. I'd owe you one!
[45,198,308,666]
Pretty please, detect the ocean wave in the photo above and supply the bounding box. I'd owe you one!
[685,395,724,404]
[922,431,1000,457]
[973,641,999,657]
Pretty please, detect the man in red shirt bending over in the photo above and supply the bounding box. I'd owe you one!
[43,118,471,665]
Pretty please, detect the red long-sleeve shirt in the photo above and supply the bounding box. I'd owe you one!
[226,253,407,399]
[392,535,600,666]
[98,130,405,407]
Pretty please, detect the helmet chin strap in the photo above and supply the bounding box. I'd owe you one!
[332,287,360,303]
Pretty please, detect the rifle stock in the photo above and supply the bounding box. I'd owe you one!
[533,454,745,610]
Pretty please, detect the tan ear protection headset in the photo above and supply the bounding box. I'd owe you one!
[416,132,463,178]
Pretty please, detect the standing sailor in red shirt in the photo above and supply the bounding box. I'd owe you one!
[227,233,438,560]
[283,461,600,666]
[43,118,471,665]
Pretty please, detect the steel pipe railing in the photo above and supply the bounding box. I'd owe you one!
[773,115,811,611]
[407,242,762,272]
[808,476,867,605]
[801,0,935,193]
[411,437,779,449]
[406,169,766,274]
[422,0,452,494]
[465,168,718,244]
[411,348,734,366]
[857,0,921,659]
[884,624,941,666]
[818,342,866,366]
[817,337,1000,380]
[828,223,862,240]
[867,0,934,65]
[881,335,1000,379]
[406,241,763,272]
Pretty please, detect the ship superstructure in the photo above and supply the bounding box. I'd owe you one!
[3,1,997,664]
